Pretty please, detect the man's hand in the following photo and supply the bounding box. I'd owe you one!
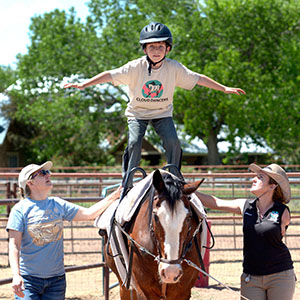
[12,274,25,298]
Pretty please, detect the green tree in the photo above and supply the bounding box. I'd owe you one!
[4,8,126,165]
[173,0,300,164]
[0,65,16,92]
[4,0,300,165]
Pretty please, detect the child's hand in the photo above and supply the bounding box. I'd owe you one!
[224,87,246,95]
[63,82,86,90]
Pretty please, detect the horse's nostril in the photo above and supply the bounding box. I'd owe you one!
[174,269,183,281]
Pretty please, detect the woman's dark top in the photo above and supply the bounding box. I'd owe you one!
[243,199,293,275]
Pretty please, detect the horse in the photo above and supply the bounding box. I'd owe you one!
[103,169,205,300]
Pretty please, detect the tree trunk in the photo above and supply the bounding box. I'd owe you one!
[206,131,222,165]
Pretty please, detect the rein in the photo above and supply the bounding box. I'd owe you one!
[116,218,249,300]
[184,259,250,300]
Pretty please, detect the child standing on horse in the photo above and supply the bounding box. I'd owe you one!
[64,22,246,185]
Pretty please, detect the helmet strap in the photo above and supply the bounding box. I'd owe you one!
[146,55,166,76]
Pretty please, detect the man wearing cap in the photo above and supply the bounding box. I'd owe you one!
[6,161,121,300]
[196,163,295,300]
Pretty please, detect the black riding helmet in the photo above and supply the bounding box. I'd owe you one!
[140,22,173,51]
[140,22,173,75]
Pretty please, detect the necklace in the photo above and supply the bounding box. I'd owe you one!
[257,206,264,219]
[256,200,273,220]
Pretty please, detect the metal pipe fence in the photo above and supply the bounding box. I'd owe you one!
[1,170,300,299]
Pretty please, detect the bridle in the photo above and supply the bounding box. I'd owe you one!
[112,194,206,300]
[149,197,204,266]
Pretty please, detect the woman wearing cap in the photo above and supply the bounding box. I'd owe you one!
[6,161,121,300]
[196,163,295,300]
[64,22,245,187]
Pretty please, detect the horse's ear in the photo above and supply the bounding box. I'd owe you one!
[183,178,205,195]
[153,169,166,193]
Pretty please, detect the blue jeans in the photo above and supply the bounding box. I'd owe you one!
[15,274,66,300]
[122,117,182,186]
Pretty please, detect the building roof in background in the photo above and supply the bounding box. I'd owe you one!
[0,118,9,145]
[181,139,207,154]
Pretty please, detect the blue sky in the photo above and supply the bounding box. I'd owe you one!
[0,0,90,143]
[0,0,90,67]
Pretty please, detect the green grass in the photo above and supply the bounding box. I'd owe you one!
[0,205,9,216]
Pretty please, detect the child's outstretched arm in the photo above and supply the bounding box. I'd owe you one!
[64,71,113,90]
[197,74,246,95]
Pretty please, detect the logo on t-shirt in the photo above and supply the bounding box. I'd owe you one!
[142,80,163,98]
[268,211,279,223]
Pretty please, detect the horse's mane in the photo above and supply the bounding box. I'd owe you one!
[161,172,185,212]
[146,172,185,229]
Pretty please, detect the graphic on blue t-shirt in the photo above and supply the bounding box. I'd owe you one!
[28,219,63,246]
[142,80,163,98]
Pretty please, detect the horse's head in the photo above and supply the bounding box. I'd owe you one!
[150,169,203,284]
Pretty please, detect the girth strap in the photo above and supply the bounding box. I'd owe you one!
[194,235,206,274]
[125,240,135,289]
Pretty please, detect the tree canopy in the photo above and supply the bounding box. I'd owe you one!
[1,0,300,165]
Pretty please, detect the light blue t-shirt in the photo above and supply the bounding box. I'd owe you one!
[6,197,79,278]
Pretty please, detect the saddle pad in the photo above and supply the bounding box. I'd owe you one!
[115,170,156,224]
[94,170,155,229]
[94,199,119,230]
[190,192,207,219]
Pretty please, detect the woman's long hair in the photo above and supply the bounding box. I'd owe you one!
[269,177,285,203]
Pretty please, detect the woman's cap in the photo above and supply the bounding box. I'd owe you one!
[18,161,53,189]
[140,22,173,48]
[249,163,291,203]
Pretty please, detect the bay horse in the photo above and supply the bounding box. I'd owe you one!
[103,169,205,300]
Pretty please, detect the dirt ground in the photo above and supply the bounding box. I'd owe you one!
[1,258,299,300]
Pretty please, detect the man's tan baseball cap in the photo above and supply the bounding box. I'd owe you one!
[18,161,53,189]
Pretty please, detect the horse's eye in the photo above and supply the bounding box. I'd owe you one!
[186,214,192,222]
[154,214,159,223]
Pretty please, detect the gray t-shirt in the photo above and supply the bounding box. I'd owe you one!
[110,56,200,119]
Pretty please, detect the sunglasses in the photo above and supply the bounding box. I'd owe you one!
[30,169,51,179]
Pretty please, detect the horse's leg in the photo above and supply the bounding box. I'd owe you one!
[104,241,141,300]
[120,286,139,300]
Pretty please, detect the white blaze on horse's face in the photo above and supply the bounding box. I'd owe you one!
[157,199,188,283]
